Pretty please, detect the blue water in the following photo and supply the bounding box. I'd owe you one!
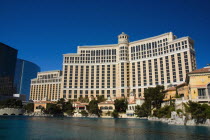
[0,117,210,140]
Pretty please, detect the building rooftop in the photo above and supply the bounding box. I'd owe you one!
[98,101,114,104]
[128,101,136,104]
[0,42,18,51]
[73,101,88,105]
[165,87,176,91]
[78,44,117,48]
[176,82,187,87]
[38,70,61,74]
[33,101,56,104]
[188,67,210,74]
[129,32,172,45]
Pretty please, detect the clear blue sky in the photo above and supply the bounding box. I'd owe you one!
[0,0,209,71]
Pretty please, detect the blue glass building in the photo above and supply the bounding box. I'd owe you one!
[14,59,40,100]
[0,42,18,98]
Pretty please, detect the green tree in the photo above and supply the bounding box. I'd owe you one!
[24,103,34,113]
[106,111,111,116]
[63,100,73,112]
[114,99,128,113]
[0,99,23,108]
[184,101,210,124]
[87,100,101,117]
[57,98,65,110]
[44,103,62,115]
[143,85,165,115]
[134,85,165,117]
[80,110,88,117]
[134,103,150,117]
[175,87,180,98]
[176,109,183,115]
[153,105,175,118]
[57,98,74,115]
[111,110,119,118]
[63,100,74,116]
[66,110,74,116]
[97,95,106,103]
[78,97,89,103]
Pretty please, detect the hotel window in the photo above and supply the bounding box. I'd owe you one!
[154,59,158,85]
[148,60,153,85]
[102,90,104,95]
[165,56,171,83]
[143,61,147,86]
[137,62,141,86]
[198,89,206,98]
[107,90,110,97]
[132,63,136,87]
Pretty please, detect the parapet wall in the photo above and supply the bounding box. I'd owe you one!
[0,108,25,115]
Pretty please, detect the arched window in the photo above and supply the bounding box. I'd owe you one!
[109,106,113,110]
[36,105,43,109]
[208,83,210,98]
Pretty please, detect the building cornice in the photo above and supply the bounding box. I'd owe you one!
[189,73,210,76]
[130,48,190,62]
[168,37,190,44]
[63,63,118,65]
[38,70,61,74]
[78,44,118,48]
[129,32,172,45]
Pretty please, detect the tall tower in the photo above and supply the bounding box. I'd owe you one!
[118,32,129,44]
[118,32,130,98]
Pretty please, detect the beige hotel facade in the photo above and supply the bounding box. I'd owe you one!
[30,32,196,101]
[30,70,62,101]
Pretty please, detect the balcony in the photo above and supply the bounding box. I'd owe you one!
[192,96,210,102]
[198,96,208,99]
[126,110,135,115]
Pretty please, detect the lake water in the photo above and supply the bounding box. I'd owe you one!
[0,116,210,140]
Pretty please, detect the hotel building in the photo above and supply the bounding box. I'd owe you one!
[30,70,62,101]
[61,32,196,99]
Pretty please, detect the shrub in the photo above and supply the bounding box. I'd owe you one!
[134,103,150,117]
[153,105,175,118]
[176,109,183,115]
[88,100,102,117]
[114,99,128,113]
[185,101,210,124]
[80,110,88,117]
[66,110,74,116]
[106,111,111,116]
[24,103,34,113]
[111,110,119,118]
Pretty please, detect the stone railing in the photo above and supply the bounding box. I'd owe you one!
[126,110,134,114]
[190,96,210,102]
[198,96,208,99]
[0,108,25,115]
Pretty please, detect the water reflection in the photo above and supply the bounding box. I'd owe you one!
[0,117,210,140]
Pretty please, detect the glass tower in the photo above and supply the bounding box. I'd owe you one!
[14,59,40,100]
[0,42,18,98]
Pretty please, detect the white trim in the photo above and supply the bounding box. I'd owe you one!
[63,63,118,66]
[130,48,190,62]
[31,82,61,85]
[63,88,117,90]
[129,32,171,45]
